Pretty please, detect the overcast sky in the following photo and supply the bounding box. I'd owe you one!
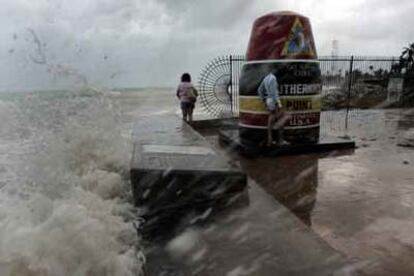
[0,0,413,91]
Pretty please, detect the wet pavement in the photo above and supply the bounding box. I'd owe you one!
[313,109,414,276]
[115,89,414,275]
[145,182,347,276]
[199,108,414,276]
[130,113,349,275]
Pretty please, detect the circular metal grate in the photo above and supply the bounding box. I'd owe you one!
[198,56,234,118]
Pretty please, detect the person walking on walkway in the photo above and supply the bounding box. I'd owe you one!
[258,72,288,147]
[176,73,198,123]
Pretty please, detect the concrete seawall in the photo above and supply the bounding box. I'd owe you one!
[131,115,348,275]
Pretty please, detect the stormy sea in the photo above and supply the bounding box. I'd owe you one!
[0,87,176,275]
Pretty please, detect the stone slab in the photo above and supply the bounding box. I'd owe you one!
[130,115,247,233]
[190,117,239,130]
[219,129,356,157]
[142,145,216,155]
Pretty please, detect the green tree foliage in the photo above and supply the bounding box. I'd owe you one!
[392,43,414,74]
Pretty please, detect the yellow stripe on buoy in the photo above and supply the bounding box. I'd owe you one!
[239,95,321,113]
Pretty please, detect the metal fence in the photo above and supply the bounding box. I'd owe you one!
[198,55,399,129]
[198,55,245,118]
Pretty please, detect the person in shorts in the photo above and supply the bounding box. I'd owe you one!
[258,73,288,146]
[176,73,198,123]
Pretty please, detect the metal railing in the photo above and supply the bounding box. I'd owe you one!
[198,55,399,129]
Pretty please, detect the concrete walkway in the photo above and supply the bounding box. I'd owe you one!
[131,115,349,275]
[145,181,348,275]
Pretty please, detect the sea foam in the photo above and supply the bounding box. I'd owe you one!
[0,89,144,275]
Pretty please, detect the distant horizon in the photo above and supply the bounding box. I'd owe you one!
[0,52,402,93]
[0,86,176,94]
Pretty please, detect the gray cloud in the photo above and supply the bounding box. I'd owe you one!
[313,0,414,55]
[156,0,256,31]
[0,0,412,91]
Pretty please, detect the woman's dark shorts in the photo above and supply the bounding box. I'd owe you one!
[181,101,195,112]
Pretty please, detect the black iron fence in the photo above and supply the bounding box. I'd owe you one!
[198,55,400,130]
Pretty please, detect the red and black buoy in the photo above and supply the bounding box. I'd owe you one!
[239,11,322,144]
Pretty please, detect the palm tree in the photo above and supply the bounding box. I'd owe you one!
[400,43,414,72]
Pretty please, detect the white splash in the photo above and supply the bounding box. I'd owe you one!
[0,89,144,276]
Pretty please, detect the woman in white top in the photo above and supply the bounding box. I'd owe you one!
[176,73,198,123]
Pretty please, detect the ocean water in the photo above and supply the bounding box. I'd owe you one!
[0,88,151,276]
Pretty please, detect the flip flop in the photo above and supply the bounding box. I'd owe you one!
[277,140,290,146]
[266,141,278,147]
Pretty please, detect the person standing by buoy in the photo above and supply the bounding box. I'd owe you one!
[258,72,288,146]
[176,73,198,123]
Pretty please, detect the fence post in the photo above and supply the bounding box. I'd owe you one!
[345,55,354,129]
[229,55,233,114]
